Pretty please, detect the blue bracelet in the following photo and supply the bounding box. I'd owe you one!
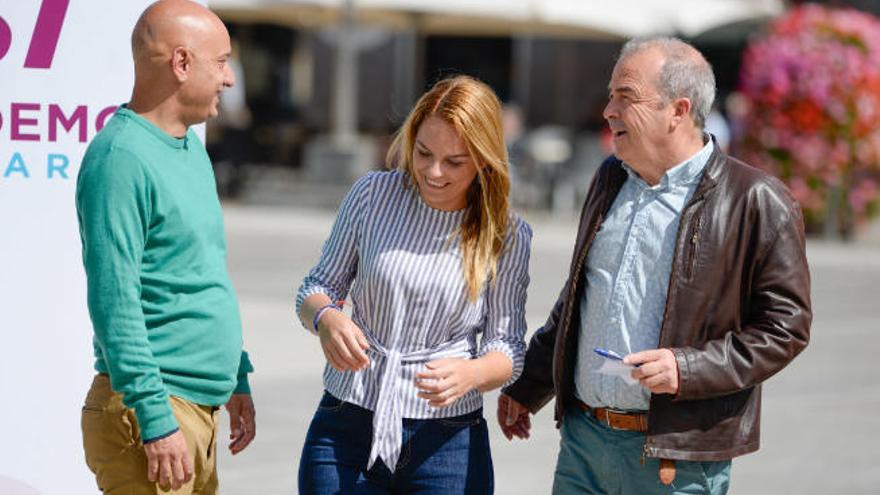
[312,303,340,332]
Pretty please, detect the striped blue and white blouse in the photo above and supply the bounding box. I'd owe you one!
[296,169,531,471]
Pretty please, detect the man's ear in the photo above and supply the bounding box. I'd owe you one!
[669,97,692,130]
[171,46,191,82]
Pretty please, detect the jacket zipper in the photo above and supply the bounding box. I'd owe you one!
[647,195,705,455]
[686,215,702,279]
[561,213,603,331]
[659,198,703,343]
[556,213,603,419]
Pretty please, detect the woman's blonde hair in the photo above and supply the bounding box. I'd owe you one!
[386,75,512,302]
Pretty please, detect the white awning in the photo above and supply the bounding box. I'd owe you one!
[209,0,784,38]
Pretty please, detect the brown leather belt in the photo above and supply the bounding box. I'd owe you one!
[576,399,648,432]
[575,399,676,485]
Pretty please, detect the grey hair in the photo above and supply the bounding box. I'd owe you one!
[618,37,716,129]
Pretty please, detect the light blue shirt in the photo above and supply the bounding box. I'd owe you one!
[575,138,714,411]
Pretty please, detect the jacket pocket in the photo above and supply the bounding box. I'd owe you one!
[685,212,704,280]
[81,398,140,472]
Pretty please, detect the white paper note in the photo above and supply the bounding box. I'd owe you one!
[594,360,638,385]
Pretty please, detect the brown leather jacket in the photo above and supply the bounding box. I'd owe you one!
[504,146,812,461]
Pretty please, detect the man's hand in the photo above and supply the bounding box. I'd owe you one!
[415,358,480,408]
[625,348,680,395]
[144,430,192,491]
[225,393,256,455]
[496,393,531,441]
[317,310,370,372]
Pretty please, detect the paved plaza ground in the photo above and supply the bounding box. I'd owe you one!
[215,202,880,494]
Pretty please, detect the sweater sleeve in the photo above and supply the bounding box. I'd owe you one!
[76,147,178,442]
[233,350,254,394]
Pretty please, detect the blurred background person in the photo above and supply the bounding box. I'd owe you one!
[704,104,730,153]
[208,37,252,198]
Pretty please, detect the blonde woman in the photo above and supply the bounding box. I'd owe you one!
[295,75,532,493]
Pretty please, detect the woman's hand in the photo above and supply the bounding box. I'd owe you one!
[415,358,480,408]
[317,309,370,372]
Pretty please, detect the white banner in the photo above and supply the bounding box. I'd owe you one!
[0,1,203,493]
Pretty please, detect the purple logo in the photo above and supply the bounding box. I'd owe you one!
[0,0,70,69]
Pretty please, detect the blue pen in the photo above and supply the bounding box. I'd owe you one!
[593,348,625,361]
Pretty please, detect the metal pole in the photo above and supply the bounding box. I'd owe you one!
[332,0,357,145]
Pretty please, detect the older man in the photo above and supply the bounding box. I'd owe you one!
[77,1,255,493]
[498,37,811,494]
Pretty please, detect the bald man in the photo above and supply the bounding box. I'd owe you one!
[76,1,255,493]
[497,37,811,494]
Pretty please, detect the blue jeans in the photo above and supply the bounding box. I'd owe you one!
[298,391,494,494]
[553,407,731,495]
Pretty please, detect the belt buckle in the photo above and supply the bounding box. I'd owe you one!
[602,408,632,431]
[602,408,620,430]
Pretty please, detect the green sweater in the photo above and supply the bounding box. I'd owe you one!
[76,106,252,441]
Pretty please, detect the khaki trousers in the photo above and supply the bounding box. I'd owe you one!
[81,374,220,494]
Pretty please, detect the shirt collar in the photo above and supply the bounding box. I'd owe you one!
[623,134,714,191]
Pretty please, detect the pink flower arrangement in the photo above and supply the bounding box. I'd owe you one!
[738,4,880,235]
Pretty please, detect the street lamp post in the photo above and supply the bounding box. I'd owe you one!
[332,0,357,145]
[303,0,376,186]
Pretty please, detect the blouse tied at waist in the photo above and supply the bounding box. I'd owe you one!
[364,331,473,471]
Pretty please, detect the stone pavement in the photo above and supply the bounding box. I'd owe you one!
[215,203,880,494]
